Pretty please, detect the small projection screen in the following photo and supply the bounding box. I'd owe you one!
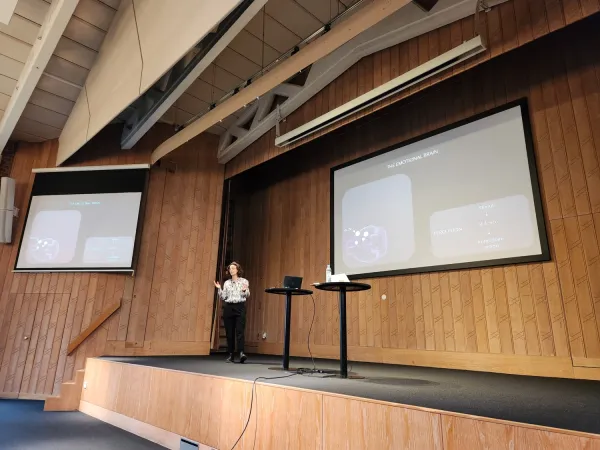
[331,100,549,279]
[15,165,149,272]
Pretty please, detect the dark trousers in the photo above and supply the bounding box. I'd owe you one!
[223,301,246,354]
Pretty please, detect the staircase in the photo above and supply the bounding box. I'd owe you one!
[44,369,85,411]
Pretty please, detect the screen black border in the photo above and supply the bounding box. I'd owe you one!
[330,98,550,280]
[13,168,150,273]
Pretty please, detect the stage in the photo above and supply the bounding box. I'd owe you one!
[76,355,600,449]
[103,353,600,436]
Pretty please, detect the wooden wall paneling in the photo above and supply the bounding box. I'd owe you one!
[439,273,455,352]
[543,260,571,357]
[528,54,563,220]
[5,294,36,394]
[504,266,528,355]
[253,384,323,450]
[202,143,225,344]
[176,153,201,343]
[451,270,469,352]
[552,58,592,217]
[226,0,600,180]
[461,271,478,353]
[514,0,535,47]
[322,395,443,449]
[544,0,567,32]
[62,275,83,383]
[83,359,600,450]
[542,56,578,219]
[563,0,584,24]
[551,218,586,356]
[442,415,515,449]
[0,125,223,398]
[228,16,600,377]
[420,274,434,350]
[169,147,197,342]
[127,166,166,344]
[160,151,187,342]
[578,214,600,353]
[74,273,98,368]
[23,293,54,395]
[145,160,178,342]
[44,293,70,395]
[563,216,600,358]
[403,275,416,349]
[467,270,487,354]
[516,266,542,356]
[580,0,600,15]
[35,293,59,394]
[81,357,122,410]
[515,426,600,450]
[529,263,556,356]
[562,46,600,216]
[19,293,45,394]
[114,362,152,421]
[498,1,519,53]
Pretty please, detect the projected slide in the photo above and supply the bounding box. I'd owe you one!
[429,195,534,259]
[16,192,142,270]
[341,174,414,268]
[332,102,548,277]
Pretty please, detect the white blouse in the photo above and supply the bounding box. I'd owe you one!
[218,278,250,303]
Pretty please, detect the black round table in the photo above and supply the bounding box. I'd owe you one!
[265,287,313,371]
[315,282,371,378]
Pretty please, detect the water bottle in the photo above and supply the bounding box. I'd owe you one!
[326,264,332,282]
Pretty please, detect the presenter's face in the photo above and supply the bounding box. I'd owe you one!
[229,264,238,277]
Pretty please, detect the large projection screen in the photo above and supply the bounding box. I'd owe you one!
[331,100,549,279]
[15,166,149,273]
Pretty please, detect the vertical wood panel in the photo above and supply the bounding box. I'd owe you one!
[0,125,223,398]
[232,14,600,374]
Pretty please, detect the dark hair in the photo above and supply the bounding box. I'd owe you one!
[226,261,243,277]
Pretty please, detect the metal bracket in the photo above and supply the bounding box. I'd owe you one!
[275,104,282,138]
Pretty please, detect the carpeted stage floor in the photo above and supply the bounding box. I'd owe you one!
[106,353,600,435]
[0,399,162,449]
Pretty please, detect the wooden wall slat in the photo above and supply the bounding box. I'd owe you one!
[226,0,600,180]
[83,359,600,450]
[0,126,223,398]
[231,15,600,376]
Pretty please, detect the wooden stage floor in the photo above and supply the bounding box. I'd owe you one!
[105,353,600,435]
[79,355,600,450]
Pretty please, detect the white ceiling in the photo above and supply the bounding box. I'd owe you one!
[0,0,120,142]
[1,0,477,150]
[1,0,358,142]
[161,0,360,135]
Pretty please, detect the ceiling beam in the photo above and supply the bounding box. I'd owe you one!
[217,0,479,164]
[0,0,18,25]
[150,0,413,164]
[413,0,439,11]
[0,0,79,154]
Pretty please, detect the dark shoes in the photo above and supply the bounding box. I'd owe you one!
[225,352,247,363]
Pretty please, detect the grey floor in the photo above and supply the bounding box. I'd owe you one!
[0,400,163,450]
[106,353,600,435]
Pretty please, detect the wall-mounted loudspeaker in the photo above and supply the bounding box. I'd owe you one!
[0,177,16,243]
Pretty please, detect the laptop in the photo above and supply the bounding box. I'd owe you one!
[283,275,302,289]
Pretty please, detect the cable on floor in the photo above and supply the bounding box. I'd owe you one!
[231,292,320,449]
[230,372,298,450]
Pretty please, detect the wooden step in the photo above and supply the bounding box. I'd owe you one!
[44,369,85,412]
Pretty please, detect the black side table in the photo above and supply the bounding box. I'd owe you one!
[264,287,313,371]
[314,282,371,378]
